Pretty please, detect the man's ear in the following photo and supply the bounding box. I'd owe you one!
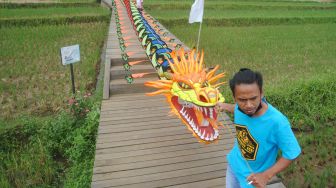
[233,95,237,103]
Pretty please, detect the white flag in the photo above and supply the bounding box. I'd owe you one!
[188,0,204,24]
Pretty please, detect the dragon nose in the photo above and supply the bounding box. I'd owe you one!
[199,94,208,103]
[198,89,218,103]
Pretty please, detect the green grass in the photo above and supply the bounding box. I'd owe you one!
[145,0,336,10]
[0,0,96,3]
[0,94,101,187]
[0,22,108,119]
[145,1,336,27]
[0,1,108,187]
[280,126,336,187]
[0,6,111,26]
[149,9,336,19]
[57,0,96,2]
[0,7,110,19]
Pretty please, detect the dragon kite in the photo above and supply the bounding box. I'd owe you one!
[120,0,226,143]
[145,49,226,144]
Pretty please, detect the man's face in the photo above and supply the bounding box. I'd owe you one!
[234,83,262,116]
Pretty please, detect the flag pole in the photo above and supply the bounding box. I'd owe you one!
[196,22,202,55]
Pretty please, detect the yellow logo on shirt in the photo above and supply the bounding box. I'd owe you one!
[235,124,259,160]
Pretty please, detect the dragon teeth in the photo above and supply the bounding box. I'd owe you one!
[201,130,206,138]
[205,134,210,141]
[210,133,214,141]
[209,108,214,118]
[178,99,219,141]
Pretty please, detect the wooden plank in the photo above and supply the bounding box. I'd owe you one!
[96,136,196,154]
[101,96,165,106]
[96,131,232,149]
[96,131,192,146]
[95,143,232,163]
[123,170,226,188]
[96,130,232,147]
[100,106,170,116]
[97,121,181,135]
[97,125,233,143]
[97,119,181,134]
[103,58,111,100]
[100,102,167,112]
[95,135,233,154]
[93,142,232,167]
[96,129,187,143]
[97,125,186,139]
[92,168,226,188]
[97,127,230,143]
[106,92,161,100]
[102,99,166,108]
[166,177,225,188]
[94,141,232,162]
[99,111,172,122]
[93,156,226,181]
[93,150,228,174]
[99,115,180,126]
[266,182,286,188]
[99,112,180,122]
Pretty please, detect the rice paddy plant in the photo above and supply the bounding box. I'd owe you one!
[0,6,110,19]
[0,0,97,3]
[58,0,96,2]
[0,22,108,119]
[279,126,336,187]
[148,9,336,20]
[145,0,336,9]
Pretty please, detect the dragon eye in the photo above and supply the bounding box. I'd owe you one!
[178,82,191,89]
[202,82,209,88]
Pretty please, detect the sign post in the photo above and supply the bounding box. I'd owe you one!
[70,64,75,94]
[60,44,80,95]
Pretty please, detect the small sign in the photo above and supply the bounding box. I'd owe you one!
[60,44,80,65]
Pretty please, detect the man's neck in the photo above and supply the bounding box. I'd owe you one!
[252,101,268,117]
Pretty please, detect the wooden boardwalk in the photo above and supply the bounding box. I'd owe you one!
[92,0,286,187]
[92,93,234,187]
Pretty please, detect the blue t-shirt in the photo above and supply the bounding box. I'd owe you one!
[227,102,301,188]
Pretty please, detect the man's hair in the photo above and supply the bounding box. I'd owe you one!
[229,68,263,95]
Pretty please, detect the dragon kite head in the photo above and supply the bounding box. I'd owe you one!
[145,49,225,144]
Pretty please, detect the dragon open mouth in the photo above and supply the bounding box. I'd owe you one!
[171,96,219,142]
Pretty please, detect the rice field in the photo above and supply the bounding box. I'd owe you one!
[0,7,110,19]
[0,22,108,119]
[168,23,336,91]
[0,1,109,186]
[149,9,336,19]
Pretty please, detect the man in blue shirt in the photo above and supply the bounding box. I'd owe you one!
[216,68,301,188]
